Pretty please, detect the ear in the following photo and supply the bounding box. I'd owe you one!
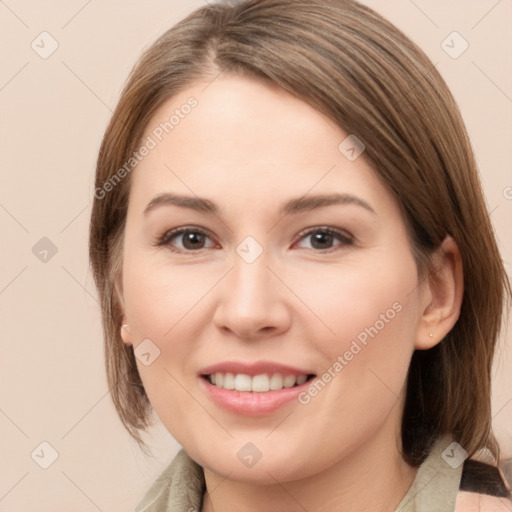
[415,236,464,350]
[120,320,132,345]
[115,270,133,346]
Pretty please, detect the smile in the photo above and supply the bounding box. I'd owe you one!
[203,372,313,392]
[199,372,317,416]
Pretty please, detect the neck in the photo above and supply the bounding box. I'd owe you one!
[201,423,418,512]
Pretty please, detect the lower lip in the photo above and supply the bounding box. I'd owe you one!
[199,376,314,416]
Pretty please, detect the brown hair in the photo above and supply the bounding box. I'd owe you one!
[89,0,511,466]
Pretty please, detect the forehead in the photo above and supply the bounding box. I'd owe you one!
[129,74,395,218]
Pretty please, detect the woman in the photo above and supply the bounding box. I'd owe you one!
[89,0,511,510]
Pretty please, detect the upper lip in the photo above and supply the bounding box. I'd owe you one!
[199,361,316,377]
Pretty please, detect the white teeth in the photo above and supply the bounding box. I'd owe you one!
[269,373,283,390]
[296,375,307,385]
[223,373,235,390]
[234,374,252,391]
[208,372,310,392]
[252,374,270,392]
[283,375,296,388]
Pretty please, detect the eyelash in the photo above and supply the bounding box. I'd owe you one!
[154,225,355,254]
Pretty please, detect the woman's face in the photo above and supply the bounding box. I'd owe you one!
[119,74,431,483]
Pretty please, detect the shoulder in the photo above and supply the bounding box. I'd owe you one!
[135,449,205,512]
[455,459,511,512]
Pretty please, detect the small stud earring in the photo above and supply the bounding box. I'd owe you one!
[429,332,434,338]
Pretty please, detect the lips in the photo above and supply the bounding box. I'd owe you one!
[198,360,317,415]
[199,360,315,377]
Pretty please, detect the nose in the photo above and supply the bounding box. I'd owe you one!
[212,247,291,340]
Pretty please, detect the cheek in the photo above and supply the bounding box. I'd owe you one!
[295,252,419,408]
[121,253,208,440]
[122,248,210,338]
[120,249,225,423]
[292,253,419,353]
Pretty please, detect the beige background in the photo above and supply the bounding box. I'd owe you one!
[1,1,511,510]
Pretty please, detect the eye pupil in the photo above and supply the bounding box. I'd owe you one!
[311,231,334,249]
[183,231,205,249]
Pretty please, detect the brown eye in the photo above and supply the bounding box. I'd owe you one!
[310,231,335,250]
[296,227,353,251]
[157,228,216,252]
[180,231,207,250]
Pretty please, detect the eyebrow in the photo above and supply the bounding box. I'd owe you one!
[143,192,376,217]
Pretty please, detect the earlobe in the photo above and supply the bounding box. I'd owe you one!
[120,318,133,345]
[415,236,464,350]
